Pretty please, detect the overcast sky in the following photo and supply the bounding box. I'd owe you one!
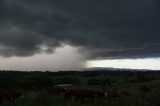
[0,0,160,71]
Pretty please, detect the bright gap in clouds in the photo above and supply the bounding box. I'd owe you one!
[86,58,160,70]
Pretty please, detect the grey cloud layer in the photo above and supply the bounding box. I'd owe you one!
[0,0,160,58]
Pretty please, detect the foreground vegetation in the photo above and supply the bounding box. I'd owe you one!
[0,69,160,106]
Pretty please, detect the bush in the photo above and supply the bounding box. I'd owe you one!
[35,92,53,106]
[87,79,105,86]
[22,75,53,89]
[53,77,81,85]
[139,85,151,93]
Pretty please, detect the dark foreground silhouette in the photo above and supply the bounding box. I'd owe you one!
[0,69,160,106]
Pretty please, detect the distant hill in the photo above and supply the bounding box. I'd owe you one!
[85,67,160,72]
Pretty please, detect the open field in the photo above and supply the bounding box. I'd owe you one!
[0,70,160,106]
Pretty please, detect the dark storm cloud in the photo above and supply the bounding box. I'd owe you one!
[0,0,160,58]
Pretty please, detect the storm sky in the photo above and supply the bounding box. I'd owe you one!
[0,0,160,70]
